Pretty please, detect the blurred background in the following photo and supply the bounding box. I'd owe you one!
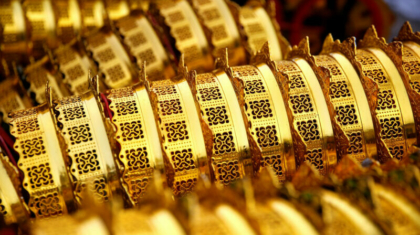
[235,0,420,54]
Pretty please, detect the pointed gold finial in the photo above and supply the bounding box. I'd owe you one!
[215,48,229,70]
[394,21,420,44]
[288,36,311,60]
[253,41,272,65]
[45,80,53,108]
[177,54,188,77]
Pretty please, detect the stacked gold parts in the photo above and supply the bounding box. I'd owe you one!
[114,10,176,80]
[53,0,82,44]
[9,102,75,219]
[78,0,106,34]
[312,35,378,162]
[356,26,417,161]
[263,40,337,175]
[104,64,165,205]
[150,0,214,72]
[51,77,120,204]
[145,59,211,195]
[218,49,296,181]
[190,0,246,66]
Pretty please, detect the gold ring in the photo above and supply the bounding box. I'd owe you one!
[53,0,81,45]
[79,0,106,35]
[104,0,130,21]
[266,39,337,175]
[51,76,120,204]
[104,64,165,205]
[114,11,176,81]
[84,27,136,89]
[53,39,100,95]
[314,35,378,162]
[394,22,420,148]
[220,48,296,181]
[150,0,214,72]
[187,65,252,186]
[356,26,417,162]
[9,102,75,219]
[145,59,210,195]
[190,0,246,66]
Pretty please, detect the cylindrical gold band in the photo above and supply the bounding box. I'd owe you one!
[189,69,252,185]
[104,83,165,205]
[78,0,106,35]
[52,84,120,205]
[9,104,75,219]
[53,0,81,44]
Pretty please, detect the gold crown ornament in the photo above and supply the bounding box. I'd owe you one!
[0,146,30,225]
[52,38,101,95]
[0,0,31,67]
[103,63,165,205]
[144,57,211,196]
[313,35,378,163]
[52,0,82,45]
[84,26,137,89]
[50,75,121,205]
[22,0,59,59]
[189,0,246,66]
[113,9,176,81]
[9,93,76,219]
[24,54,70,105]
[257,40,338,176]
[149,0,214,72]
[218,48,296,182]
[355,25,417,162]
[394,22,420,149]
[228,0,290,62]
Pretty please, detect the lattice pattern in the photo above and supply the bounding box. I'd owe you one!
[55,95,111,204]
[356,50,407,161]
[276,60,326,174]
[231,65,286,180]
[196,73,244,185]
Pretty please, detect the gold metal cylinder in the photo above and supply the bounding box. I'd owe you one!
[53,0,82,44]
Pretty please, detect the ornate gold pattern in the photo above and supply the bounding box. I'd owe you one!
[54,92,115,204]
[85,29,134,89]
[9,104,73,219]
[53,0,81,44]
[152,0,214,71]
[105,83,163,205]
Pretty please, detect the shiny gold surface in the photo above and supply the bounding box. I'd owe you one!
[191,0,246,66]
[115,12,175,81]
[0,76,33,123]
[145,61,210,195]
[79,0,106,34]
[105,75,165,205]
[9,103,74,219]
[52,78,120,205]
[151,0,214,72]
[53,0,81,44]
[356,26,417,162]
[188,68,252,186]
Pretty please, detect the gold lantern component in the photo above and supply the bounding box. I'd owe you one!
[104,64,165,205]
[104,0,130,21]
[53,39,99,95]
[145,58,211,196]
[24,55,70,104]
[190,0,246,66]
[52,0,82,45]
[0,146,29,225]
[312,35,378,163]
[229,0,290,61]
[114,10,176,81]
[22,0,59,59]
[394,22,420,147]
[218,48,296,181]
[0,0,30,66]
[78,0,106,35]
[0,64,33,123]
[9,101,75,219]
[261,40,337,175]
[51,76,120,205]
[84,26,136,89]
[356,25,417,162]
[150,0,214,72]
[186,62,252,186]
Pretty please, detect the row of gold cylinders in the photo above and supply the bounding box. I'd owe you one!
[1,0,420,233]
